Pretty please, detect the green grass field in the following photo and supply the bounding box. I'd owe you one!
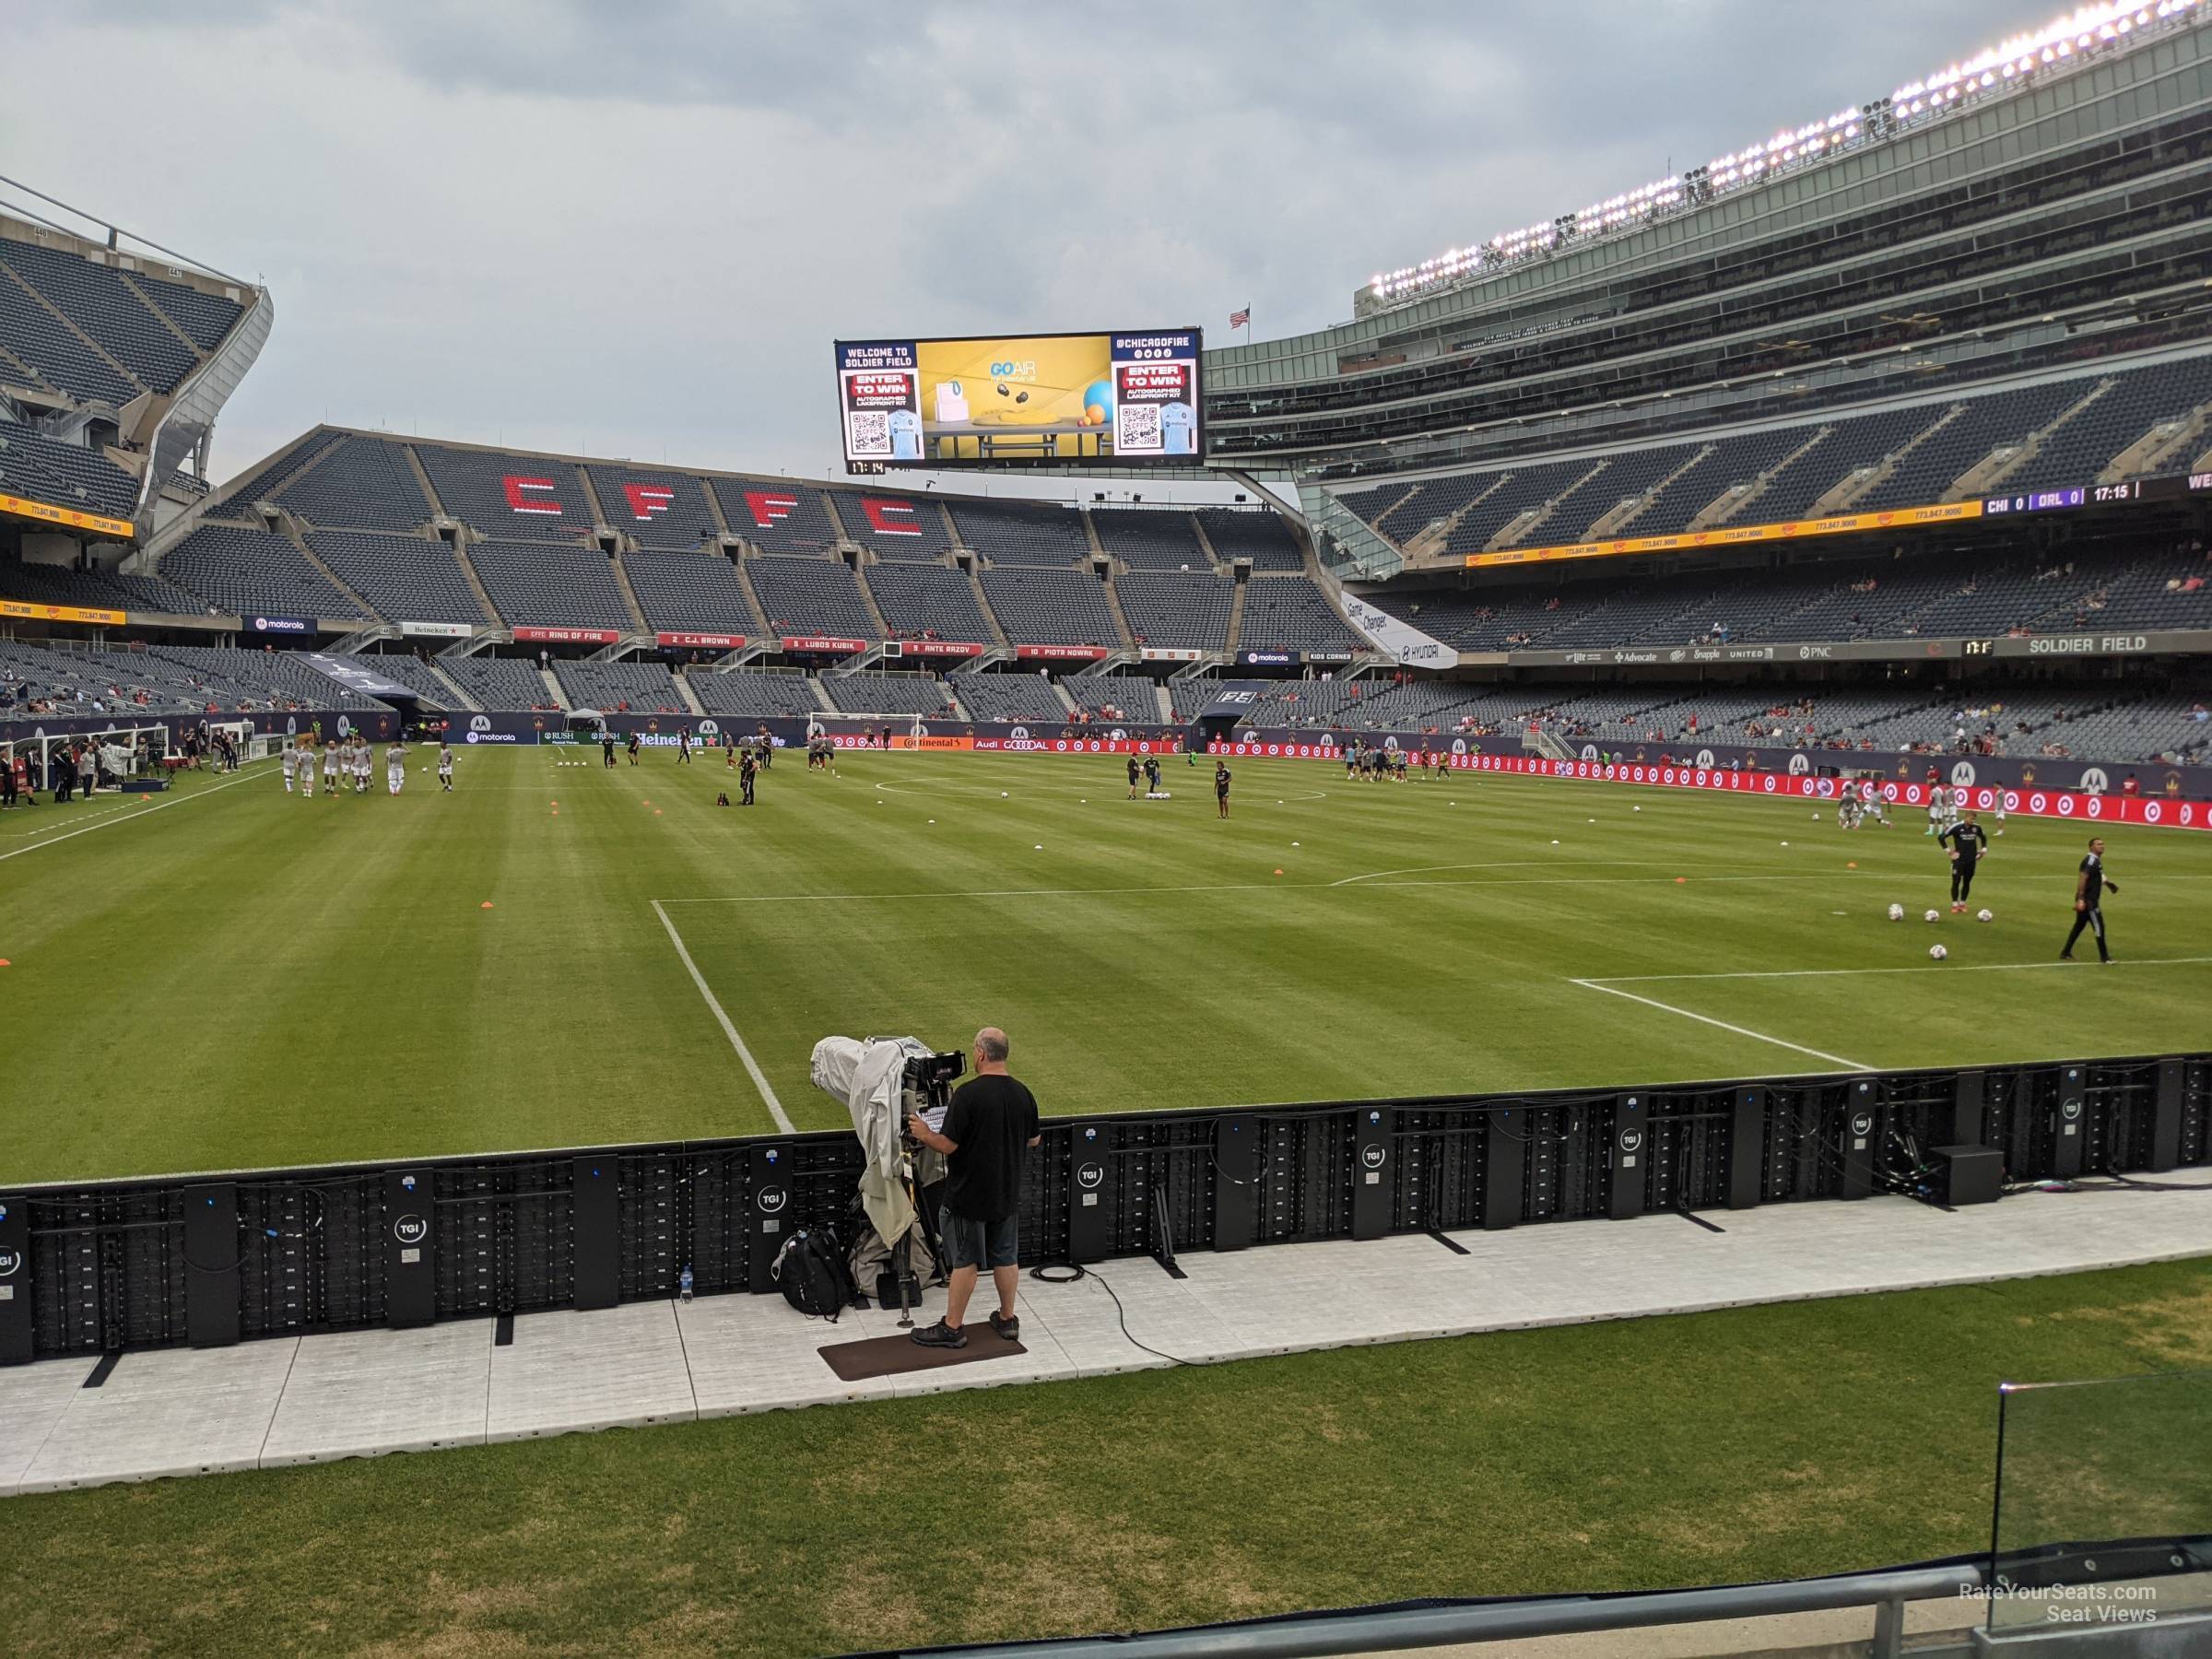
[3,1255,2206,1658]
[3,745,2208,1182]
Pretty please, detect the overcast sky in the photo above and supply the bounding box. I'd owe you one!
[6,0,2063,492]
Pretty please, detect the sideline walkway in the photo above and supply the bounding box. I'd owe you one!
[4,1184,2208,1497]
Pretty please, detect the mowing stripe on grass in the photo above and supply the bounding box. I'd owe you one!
[651,899,794,1133]
[1587,957,2212,983]
[0,765,269,865]
[1568,978,1870,1070]
[661,869,1842,906]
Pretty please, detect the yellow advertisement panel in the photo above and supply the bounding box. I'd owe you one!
[1465,499,1983,569]
[1,597,126,627]
[0,490,135,540]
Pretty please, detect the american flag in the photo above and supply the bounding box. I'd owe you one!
[1229,306,1250,329]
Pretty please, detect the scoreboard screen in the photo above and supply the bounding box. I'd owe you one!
[835,329,1203,469]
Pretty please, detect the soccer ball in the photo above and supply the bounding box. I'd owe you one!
[1887,903,1905,922]
[1924,910,1940,923]
[1977,909,1994,923]
[1929,943,1948,960]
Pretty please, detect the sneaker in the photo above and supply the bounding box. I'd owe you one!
[910,1319,967,1349]
[987,1310,1019,1342]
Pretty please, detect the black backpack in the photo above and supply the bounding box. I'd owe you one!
[771,1225,854,1320]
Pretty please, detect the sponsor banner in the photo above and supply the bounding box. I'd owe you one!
[1200,742,2212,830]
[1467,500,1983,570]
[1204,685,1269,714]
[1139,647,1205,663]
[782,635,868,654]
[888,640,985,659]
[400,619,476,640]
[1015,643,1109,662]
[1,597,125,627]
[1337,595,1458,667]
[1982,629,2212,660]
[302,653,415,700]
[1516,629,2212,668]
[1239,650,1300,667]
[657,630,746,650]
[0,491,135,540]
[247,614,314,636]
[1041,735,1188,756]
[512,626,623,645]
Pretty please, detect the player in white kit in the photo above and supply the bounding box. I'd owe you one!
[281,745,297,794]
[386,740,406,795]
[1859,778,1888,827]
[1925,783,1947,835]
[355,739,371,794]
[322,739,340,796]
[438,742,453,792]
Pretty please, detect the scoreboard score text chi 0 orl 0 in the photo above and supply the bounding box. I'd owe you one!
[834,329,1204,470]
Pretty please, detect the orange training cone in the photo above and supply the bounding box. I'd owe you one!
[480,902,493,910]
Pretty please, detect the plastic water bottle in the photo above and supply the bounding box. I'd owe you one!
[677,1265,694,1304]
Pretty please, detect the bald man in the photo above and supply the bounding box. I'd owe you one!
[906,1026,1041,1347]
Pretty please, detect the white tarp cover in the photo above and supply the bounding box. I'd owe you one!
[810,1034,934,1247]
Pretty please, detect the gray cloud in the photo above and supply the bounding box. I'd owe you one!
[6,0,2069,485]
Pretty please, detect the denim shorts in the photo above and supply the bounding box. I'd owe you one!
[938,1208,1018,1270]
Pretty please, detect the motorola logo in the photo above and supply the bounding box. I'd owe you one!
[1581,745,1599,761]
[1950,761,1977,788]
[392,1214,429,1247]
[1109,728,1127,741]
[1695,748,1715,770]
[1788,753,1811,775]
[2078,767,2110,795]
[806,721,825,739]
[757,1184,789,1214]
[470,714,491,733]
[698,720,719,738]
[1451,739,1467,755]
[1010,725,1030,740]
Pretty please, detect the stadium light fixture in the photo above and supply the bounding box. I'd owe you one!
[1361,0,2202,308]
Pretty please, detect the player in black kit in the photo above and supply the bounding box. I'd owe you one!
[601,730,616,768]
[1215,759,1231,818]
[1939,811,1990,913]
[738,744,758,806]
[2061,835,2118,962]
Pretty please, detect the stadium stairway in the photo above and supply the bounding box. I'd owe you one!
[448,534,502,624]
[284,522,379,620]
[1589,445,1714,539]
[2107,406,2212,480]
[607,551,652,635]
[116,271,207,360]
[965,561,1011,648]
[1224,576,1247,653]
[1099,571,1137,647]
[1689,427,1833,531]
[849,558,893,640]
[537,666,569,709]
[426,660,481,711]
[1951,379,2112,500]
[1490,459,1606,549]
[1814,405,1963,514]
[1187,515,1222,571]
[1403,474,1510,559]
[726,550,772,637]
[0,256,147,400]
[675,670,705,717]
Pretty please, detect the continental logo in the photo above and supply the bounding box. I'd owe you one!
[1465,499,1983,569]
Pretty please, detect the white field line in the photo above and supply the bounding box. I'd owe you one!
[650,899,794,1134]
[1585,956,2212,984]
[0,765,271,865]
[1331,859,1662,886]
[1569,979,1870,1071]
[658,870,1841,905]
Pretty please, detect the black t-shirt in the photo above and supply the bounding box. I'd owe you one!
[1127,759,1140,782]
[1943,822,1989,861]
[940,1074,1041,1222]
[2080,852,2106,906]
[1215,767,1231,796]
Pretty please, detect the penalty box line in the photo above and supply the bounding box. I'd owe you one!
[650,899,795,1134]
[1584,957,2212,985]
[1568,979,1870,1072]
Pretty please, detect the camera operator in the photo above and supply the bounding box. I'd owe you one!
[905,1026,1040,1348]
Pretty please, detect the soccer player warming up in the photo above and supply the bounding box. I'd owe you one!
[438,741,454,792]
[1126,755,1140,798]
[1215,759,1231,818]
[2061,836,2117,963]
[385,739,407,796]
[1939,810,1988,912]
[323,738,339,796]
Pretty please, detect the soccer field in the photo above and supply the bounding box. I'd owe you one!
[4,745,2208,1182]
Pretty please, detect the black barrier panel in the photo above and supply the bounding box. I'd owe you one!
[0,1197,29,1365]
[7,1055,2209,1365]
[573,1157,619,1312]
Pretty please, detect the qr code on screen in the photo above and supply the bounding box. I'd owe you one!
[1117,404,1160,450]
[848,411,890,454]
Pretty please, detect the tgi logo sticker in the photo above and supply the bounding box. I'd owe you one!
[1618,1127,1644,1156]
[756,1184,789,1215]
[1076,1161,1105,1208]
[1359,1146,1387,1171]
[0,1246,22,1278]
[392,1214,429,1248]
